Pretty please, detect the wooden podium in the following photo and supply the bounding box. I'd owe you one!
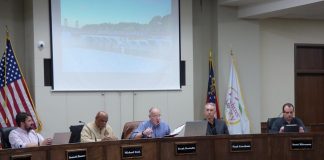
[1,133,324,160]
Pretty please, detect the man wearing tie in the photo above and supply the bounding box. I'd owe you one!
[9,112,52,148]
[80,111,117,142]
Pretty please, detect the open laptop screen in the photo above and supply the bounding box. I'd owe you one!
[52,132,72,145]
[184,121,207,137]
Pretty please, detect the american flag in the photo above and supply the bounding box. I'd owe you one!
[0,37,41,130]
[206,52,221,119]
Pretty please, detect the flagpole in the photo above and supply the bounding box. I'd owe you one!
[228,49,252,133]
[6,32,37,109]
[230,49,236,64]
[3,26,9,126]
[207,49,222,119]
[209,49,212,59]
[5,25,9,37]
[4,29,43,132]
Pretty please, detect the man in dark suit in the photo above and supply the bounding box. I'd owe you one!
[204,103,229,135]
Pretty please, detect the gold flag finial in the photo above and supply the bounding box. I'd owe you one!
[5,25,9,38]
[229,44,234,56]
[230,49,234,56]
[209,49,212,58]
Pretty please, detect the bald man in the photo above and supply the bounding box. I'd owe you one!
[80,111,117,142]
[130,107,170,139]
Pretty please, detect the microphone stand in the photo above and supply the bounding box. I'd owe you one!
[32,130,40,146]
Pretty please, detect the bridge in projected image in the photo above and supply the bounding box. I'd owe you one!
[61,29,173,59]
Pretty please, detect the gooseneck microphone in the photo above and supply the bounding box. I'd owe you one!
[79,120,97,142]
[32,131,40,146]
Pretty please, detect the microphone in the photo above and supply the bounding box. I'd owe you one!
[79,120,97,142]
[33,131,40,146]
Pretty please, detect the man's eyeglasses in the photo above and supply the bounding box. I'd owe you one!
[151,114,161,118]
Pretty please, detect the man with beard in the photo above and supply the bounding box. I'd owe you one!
[130,107,170,139]
[270,103,306,133]
[9,112,52,148]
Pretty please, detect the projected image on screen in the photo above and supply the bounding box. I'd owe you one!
[51,0,180,91]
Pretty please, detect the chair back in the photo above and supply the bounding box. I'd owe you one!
[0,127,17,149]
[267,117,281,132]
[121,121,142,139]
[69,124,84,143]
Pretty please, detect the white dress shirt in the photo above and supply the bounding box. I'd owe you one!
[8,127,44,149]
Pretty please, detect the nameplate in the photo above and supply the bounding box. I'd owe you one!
[290,138,313,150]
[175,142,197,155]
[66,149,87,160]
[230,139,252,152]
[121,145,142,159]
[10,154,32,160]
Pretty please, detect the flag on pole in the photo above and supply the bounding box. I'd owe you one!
[224,55,250,134]
[0,32,42,131]
[206,51,221,119]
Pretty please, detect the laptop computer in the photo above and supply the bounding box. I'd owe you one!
[284,124,299,133]
[52,132,72,145]
[184,121,208,137]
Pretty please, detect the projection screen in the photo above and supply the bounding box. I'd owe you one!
[50,0,180,91]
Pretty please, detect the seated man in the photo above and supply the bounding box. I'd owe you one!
[204,103,229,135]
[270,103,306,133]
[130,107,170,139]
[80,111,117,142]
[9,112,52,149]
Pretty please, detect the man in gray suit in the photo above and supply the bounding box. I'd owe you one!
[204,103,229,135]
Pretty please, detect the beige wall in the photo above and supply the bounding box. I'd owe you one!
[2,0,324,137]
[30,0,195,137]
[192,0,218,120]
[217,7,324,133]
[0,0,27,84]
[217,6,261,133]
[260,19,324,121]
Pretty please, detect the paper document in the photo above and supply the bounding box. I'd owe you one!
[169,124,185,136]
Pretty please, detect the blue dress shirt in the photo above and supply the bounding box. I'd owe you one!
[129,120,170,139]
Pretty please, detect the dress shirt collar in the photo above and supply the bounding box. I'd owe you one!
[16,127,31,134]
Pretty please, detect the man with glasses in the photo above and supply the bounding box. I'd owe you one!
[129,107,170,139]
[270,103,306,133]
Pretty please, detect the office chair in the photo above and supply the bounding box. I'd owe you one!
[0,127,17,149]
[267,117,281,133]
[121,121,142,139]
[69,124,84,143]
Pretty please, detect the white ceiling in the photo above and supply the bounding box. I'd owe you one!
[219,0,324,20]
